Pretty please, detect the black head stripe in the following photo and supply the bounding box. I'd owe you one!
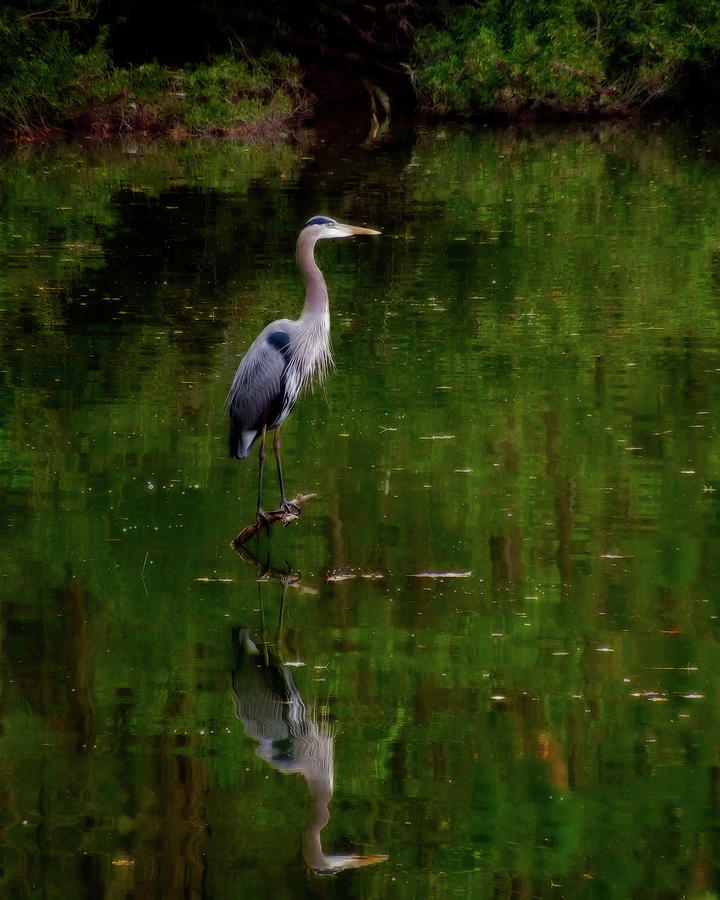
[305,215,336,227]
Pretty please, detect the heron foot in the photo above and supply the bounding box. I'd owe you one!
[256,508,273,535]
[279,498,302,517]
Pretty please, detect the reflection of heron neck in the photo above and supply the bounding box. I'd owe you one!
[301,776,388,875]
[296,232,328,317]
[301,775,333,872]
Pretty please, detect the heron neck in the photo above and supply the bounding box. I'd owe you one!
[296,231,328,317]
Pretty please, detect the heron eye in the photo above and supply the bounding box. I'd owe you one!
[326,222,333,228]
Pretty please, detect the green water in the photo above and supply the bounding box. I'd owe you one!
[2,123,720,898]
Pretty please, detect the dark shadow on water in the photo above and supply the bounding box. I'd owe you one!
[230,560,387,876]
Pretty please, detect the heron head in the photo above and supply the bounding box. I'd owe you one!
[304,215,380,240]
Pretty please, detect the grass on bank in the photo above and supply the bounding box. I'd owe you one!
[0,27,304,138]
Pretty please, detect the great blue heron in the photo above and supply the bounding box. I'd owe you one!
[227,216,380,525]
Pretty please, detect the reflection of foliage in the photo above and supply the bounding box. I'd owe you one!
[2,129,720,896]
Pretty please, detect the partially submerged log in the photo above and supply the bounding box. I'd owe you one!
[231,492,317,548]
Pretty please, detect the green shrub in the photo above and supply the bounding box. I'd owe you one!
[412,1,720,117]
[0,20,112,129]
[0,26,302,135]
[413,16,505,113]
[412,7,608,115]
[174,54,300,132]
[100,53,301,133]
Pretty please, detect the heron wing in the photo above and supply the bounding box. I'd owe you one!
[227,329,290,458]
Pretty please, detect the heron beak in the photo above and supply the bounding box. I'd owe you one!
[337,223,381,236]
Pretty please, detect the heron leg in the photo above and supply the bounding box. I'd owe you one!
[276,581,288,659]
[256,425,272,533]
[273,427,300,516]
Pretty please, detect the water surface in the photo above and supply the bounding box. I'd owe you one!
[2,124,720,897]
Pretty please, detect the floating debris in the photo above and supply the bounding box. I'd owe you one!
[408,571,472,579]
[326,569,358,582]
[325,569,386,582]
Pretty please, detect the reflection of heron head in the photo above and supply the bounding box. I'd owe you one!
[309,853,390,876]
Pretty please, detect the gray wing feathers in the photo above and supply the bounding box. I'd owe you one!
[227,334,286,430]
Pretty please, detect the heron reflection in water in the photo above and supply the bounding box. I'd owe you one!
[231,576,387,875]
[227,216,380,528]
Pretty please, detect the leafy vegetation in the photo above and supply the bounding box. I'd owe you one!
[0,1,302,136]
[75,52,303,137]
[412,1,720,116]
[2,0,720,134]
[0,4,110,132]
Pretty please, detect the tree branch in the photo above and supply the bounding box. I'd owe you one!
[231,492,317,548]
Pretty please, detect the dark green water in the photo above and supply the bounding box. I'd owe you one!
[2,123,720,898]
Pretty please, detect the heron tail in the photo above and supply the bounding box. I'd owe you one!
[229,421,257,459]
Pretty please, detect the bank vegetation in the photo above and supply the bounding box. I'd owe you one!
[2,0,720,138]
